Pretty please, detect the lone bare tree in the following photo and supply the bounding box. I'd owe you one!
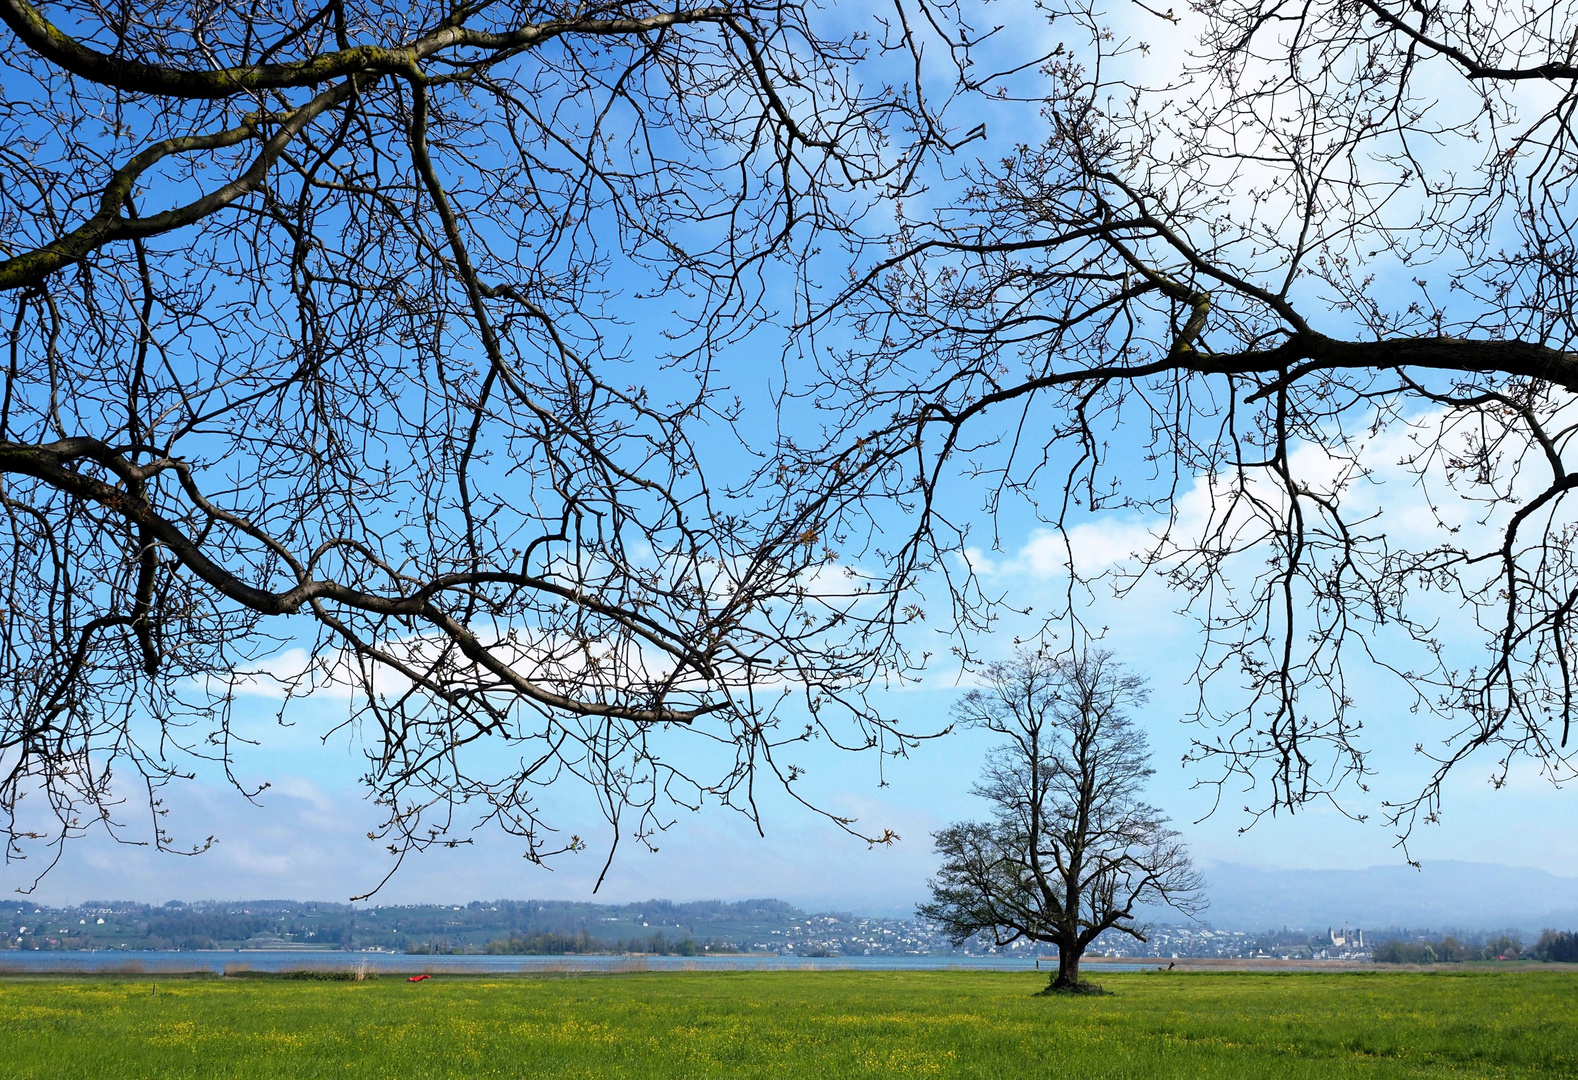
[0,0,968,889]
[919,648,1203,993]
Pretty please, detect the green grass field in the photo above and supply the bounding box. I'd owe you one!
[0,969,1572,1078]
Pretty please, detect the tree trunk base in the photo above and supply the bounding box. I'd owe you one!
[1036,979,1106,997]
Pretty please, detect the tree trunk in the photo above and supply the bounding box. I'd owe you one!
[1050,939,1082,991]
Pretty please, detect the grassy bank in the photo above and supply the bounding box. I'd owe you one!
[0,969,1572,1078]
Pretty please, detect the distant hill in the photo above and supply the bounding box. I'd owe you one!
[1196,861,1578,933]
[0,897,960,955]
[12,862,1577,952]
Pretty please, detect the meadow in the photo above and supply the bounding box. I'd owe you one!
[0,968,1572,1078]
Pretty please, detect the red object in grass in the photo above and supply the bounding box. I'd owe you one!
[408,974,432,982]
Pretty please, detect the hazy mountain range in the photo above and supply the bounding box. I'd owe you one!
[1195,861,1578,932]
[13,861,1576,943]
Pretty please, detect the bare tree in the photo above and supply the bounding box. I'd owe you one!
[0,0,969,890]
[786,0,1578,849]
[918,648,1202,993]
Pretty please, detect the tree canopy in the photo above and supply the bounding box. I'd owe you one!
[793,0,1578,847]
[0,0,960,888]
[4,0,1576,887]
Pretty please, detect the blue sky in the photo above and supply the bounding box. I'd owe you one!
[11,518,1574,913]
[4,0,1576,914]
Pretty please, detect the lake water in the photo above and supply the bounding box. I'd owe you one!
[0,950,1151,975]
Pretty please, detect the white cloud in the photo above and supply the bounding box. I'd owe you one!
[962,403,1558,589]
[1,770,954,913]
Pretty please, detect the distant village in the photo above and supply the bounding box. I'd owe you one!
[0,899,1535,962]
[1086,924,1373,962]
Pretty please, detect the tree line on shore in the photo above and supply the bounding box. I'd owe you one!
[1371,931,1578,964]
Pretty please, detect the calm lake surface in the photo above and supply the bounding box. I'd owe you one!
[0,951,1152,975]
